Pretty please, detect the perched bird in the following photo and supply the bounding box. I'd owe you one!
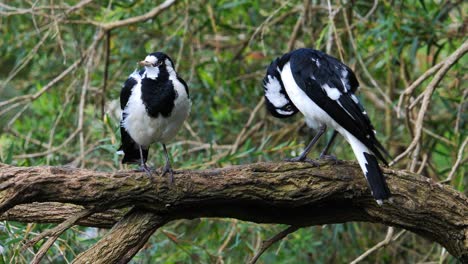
[118,52,191,181]
[263,48,391,204]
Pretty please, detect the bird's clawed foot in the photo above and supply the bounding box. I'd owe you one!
[319,153,341,164]
[138,164,153,178]
[284,156,320,167]
[161,163,174,183]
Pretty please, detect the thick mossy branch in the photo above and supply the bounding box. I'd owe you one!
[0,161,467,261]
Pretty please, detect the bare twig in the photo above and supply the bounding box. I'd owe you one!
[27,207,96,264]
[350,227,394,264]
[442,137,468,184]
[396,60,445,118]
[216,219,238,263]
[249,225,299,264]
[230,97,265,154]
[101,30,111,119]
[287,0,309,51]
[342,11,396,112]
[454,88,467,134]
[96,0,176,31]
[390,40,468,166]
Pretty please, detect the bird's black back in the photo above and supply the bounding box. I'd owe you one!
[282,48,389,164]
[289,49,388,164]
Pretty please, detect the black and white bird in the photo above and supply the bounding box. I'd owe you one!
[263,48,391,204]
[118,52,191,181]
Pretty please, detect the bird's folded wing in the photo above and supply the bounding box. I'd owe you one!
[289,50,389,164]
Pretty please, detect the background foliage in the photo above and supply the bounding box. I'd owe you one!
[0,0,466,263]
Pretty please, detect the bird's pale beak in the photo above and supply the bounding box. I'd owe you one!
[138,60,152,67]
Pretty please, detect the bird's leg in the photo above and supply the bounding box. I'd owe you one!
[319,130,339,163]
[161,144,174,183]
[138,145,152,178]
[286,124,327,166]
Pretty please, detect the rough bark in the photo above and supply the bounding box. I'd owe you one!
[0,161,467,262]
[72,208,166,264]
[1,202,124,228]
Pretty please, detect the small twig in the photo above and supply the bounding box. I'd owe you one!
[101,30,111,119]
[454,88,467,134]
[326,1,343,60]
[390,40,468,166]
[441,137,468,184]
[0,29,51,93]
[342,11,396,112]
[350,227,394,264]
[416,153,429,175]
[245,0,291,57]
[13,128,81,159]
[230,97,265,154]
[216,219,238,263]
[97,0,176,31]
[26,207,96,264]
[396,60,445,118]
[352,0,378,23]
[23,207,96,250]
[248,225,299,264]
[287,0,309,51]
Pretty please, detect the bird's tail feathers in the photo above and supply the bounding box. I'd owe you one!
[119,126,148,164]
[118,144,148,164]
[346,133,391,203]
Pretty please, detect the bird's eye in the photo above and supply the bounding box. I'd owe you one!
[153,61,163,67]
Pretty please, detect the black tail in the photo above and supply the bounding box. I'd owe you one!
[118,126,148,164]
[363,152,391,202]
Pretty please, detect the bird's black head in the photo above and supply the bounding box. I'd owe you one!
[138,52,175,69]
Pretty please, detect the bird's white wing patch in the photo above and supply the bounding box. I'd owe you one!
[264,75,289,108]
[281,62,338,130]
[322,83,341,100]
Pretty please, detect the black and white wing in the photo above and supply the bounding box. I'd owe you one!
[118,71,148,164]
[287,49,388,163]
[263,58,299,118]
[283,48,391,201]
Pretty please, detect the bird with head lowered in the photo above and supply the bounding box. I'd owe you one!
[263,48,391,204]
[118,52,191,182]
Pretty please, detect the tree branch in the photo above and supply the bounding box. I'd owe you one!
[73,208,166,264]
[0,202,124,228]
[0,161,467,262]
[98,0,176,31]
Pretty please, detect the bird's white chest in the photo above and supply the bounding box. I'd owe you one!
[281,62,339,131]
[122,78,190,147]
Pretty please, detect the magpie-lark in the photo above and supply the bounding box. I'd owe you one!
[263,48,391,204]
[118,52,191,181]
